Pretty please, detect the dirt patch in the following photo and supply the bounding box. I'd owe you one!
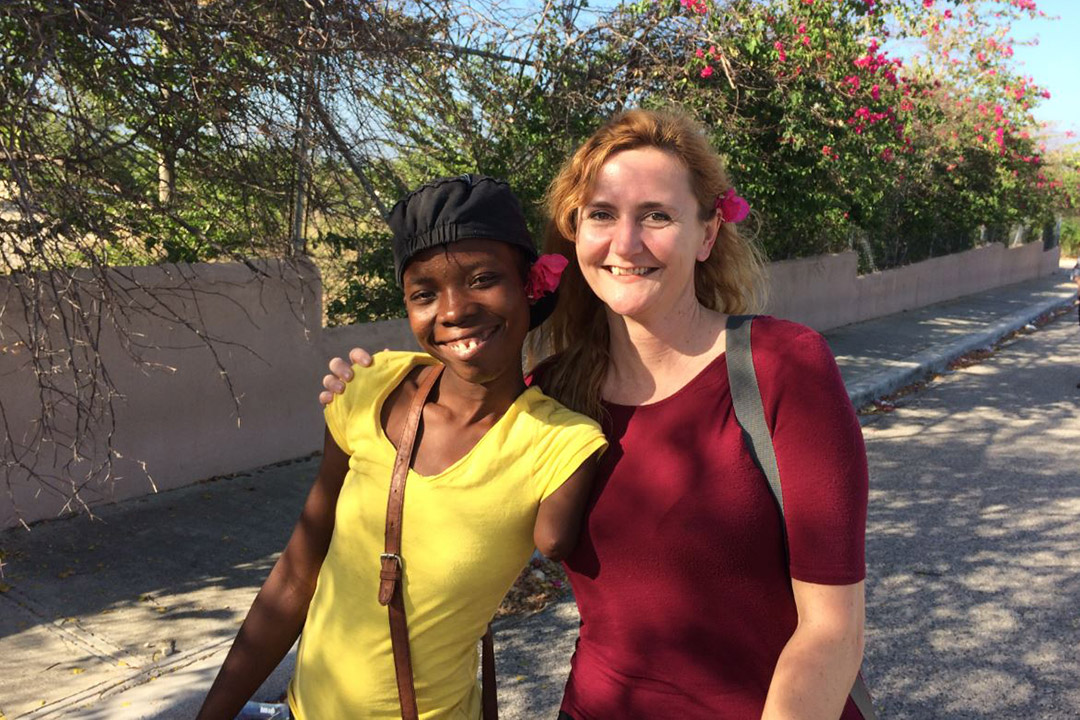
[495,555,570,619]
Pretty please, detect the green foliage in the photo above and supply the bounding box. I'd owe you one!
[318,231,404,325]
[4,0,1073,324]
[1061,217,1080,257]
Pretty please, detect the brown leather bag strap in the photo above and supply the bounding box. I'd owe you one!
[379,364,442,720]
[482,624,498,720]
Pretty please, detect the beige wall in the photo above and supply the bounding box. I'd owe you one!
[764,241,1059,332]
[0,243,1061,528]
[1,261,322,527]
[323,317,418,356]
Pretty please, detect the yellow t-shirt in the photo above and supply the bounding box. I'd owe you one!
[289,351,607,719]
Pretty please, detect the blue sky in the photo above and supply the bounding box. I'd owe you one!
[1007,0,1079,137]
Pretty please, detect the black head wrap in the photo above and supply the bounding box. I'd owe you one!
[388,174,556,328]
[388,174,537,283]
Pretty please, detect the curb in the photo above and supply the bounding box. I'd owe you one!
[845,292,1076,410]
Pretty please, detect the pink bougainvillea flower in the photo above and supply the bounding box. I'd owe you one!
[524,254,569,302]
[715,189,750,223]
[700,65,714,78]
[695,48,705,58]
[923,0,934,7]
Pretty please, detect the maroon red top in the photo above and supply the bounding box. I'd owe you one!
[533,317,867,720]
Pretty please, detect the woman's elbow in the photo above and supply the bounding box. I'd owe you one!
[534,530,575,562]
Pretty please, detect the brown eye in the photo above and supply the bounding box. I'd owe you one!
[472,272,500,287]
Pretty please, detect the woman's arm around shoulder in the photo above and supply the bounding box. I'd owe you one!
[196,427,350,720]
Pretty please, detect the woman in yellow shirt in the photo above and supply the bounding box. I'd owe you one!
[197,175,606,719]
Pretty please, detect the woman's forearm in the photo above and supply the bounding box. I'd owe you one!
[195,561,314,720]
[761,579,865,720]
[760,623,863,720]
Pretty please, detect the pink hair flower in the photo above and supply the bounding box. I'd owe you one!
[715,188,750,223]
[525,254,569,303]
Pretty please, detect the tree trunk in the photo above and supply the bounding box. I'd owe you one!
[158,147,175,207]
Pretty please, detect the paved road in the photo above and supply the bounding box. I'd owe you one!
[859,309,1080,718]
[496,309,1080,719]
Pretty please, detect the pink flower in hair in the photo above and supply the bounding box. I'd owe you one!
[525,254,569,303]
[715,189,750,223]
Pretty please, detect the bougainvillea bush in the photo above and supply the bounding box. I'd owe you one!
[662,0,1072,270]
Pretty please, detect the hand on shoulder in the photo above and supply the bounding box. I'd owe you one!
[319,348,375,405]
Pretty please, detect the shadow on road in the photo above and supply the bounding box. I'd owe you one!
[861,318,1080,718]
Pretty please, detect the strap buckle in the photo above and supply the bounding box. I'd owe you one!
[380,552,403,569]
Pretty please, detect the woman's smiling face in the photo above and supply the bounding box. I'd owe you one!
[402,238,530,386]
[575,147,719,325]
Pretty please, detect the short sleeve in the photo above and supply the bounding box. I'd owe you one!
[323,363,365,456]
[323,351,417,456]
[754,319,868,585]
[529,401,608,502]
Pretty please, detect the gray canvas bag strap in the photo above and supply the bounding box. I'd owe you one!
[725,314,878,720]
[725,315,785,520]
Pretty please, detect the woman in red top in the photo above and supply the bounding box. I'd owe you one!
[324,110,869,719]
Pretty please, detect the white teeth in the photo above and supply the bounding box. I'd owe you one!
[450,338,479,353]
[444,330,494,358]
[609,266,651,276]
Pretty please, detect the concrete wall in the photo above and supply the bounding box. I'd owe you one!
[764,241,1059,332]
[323,317,418,356]
[0,261,316,527]
[0,243,1060,528]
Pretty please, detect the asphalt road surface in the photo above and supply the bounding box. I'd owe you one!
[860,309,1080,718]
[496,309,1080,720]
